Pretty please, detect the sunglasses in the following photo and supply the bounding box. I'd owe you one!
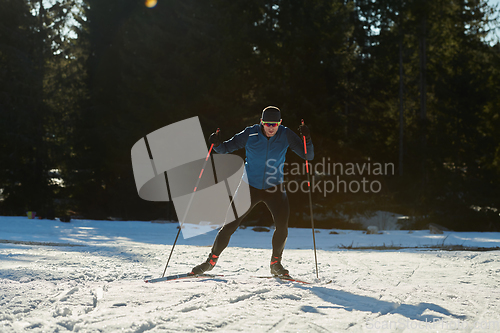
[261,120,281,127]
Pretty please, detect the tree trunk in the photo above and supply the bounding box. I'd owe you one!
[399,27,405,176]
[419,4,428,193]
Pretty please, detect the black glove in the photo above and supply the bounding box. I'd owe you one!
[298,124,311,142]
[208,129,221,147]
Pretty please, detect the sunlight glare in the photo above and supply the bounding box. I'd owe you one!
[145,0,157,8]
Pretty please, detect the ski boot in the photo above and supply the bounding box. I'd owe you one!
[270,256,290,277]
[190,253,219,275]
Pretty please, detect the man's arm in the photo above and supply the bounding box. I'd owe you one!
[214,127,251,154]
[286,127,314,160]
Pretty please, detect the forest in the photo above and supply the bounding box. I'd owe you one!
[1,0,500,231]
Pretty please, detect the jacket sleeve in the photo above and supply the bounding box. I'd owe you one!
[286,127,314,160]
[213,127,251,154]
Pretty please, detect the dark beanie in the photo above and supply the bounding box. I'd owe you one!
[261,106,281,122]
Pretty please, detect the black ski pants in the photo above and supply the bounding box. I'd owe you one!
[211,184,289,259]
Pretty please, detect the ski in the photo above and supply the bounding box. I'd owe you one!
[254,276,311,284]
[144,273,312,284]
[144,273,223,283]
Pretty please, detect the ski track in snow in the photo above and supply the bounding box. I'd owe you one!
[1,218,500,332]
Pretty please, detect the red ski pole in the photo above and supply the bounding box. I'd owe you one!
[301,120,319,279]
[162,129,219,277]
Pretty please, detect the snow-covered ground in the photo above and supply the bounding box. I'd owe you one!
[1,216,500,332]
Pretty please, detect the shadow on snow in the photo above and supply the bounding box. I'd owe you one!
[297,284,468,323]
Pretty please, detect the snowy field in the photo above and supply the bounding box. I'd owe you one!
[1,216,500,332]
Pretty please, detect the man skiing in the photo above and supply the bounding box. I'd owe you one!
[191,106,314,277]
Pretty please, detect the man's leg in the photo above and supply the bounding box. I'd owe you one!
[211,185,263,255]
[191,185,262,274]
[263,187,290,276]
[211,209,250,255]
[265,188,290,258]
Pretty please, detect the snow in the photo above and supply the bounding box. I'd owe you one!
[1,216,500,332]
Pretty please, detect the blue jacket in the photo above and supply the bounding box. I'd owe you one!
[214,124,314,189]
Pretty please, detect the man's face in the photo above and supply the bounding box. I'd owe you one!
[261,119,281,137]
